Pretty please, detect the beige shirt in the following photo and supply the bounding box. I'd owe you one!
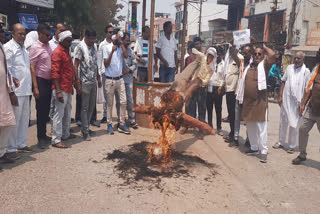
[225,58,240,92]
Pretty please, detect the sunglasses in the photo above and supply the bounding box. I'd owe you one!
[108,31,114,34]
[254,52,262,56]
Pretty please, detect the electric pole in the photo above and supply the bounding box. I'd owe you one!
[287,0,300,48]
[180,0,188,71]
[198,0,203,36]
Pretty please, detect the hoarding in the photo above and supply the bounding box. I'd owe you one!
[17,0,54,9]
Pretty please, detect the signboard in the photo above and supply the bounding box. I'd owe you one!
[16,0,54,9]
[0,13,8,30]
[306,29,320,46]
[18,14,39,30]
[233,29,250,48]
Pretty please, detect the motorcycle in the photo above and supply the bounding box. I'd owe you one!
[267,74,282,101]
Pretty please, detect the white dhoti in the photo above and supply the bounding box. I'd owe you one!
[0,126,13,157]
[247,111,268,155]
[7,96,30,153]
[52,90,72,144]
[278,105,299,149]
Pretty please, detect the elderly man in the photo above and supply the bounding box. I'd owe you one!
[49,23,66,51]
[292,48,320,165]
[51,30,74,148]
[4,24,33,159]
[74,30,102,141]
[29,24,53,148]
[0,38,18,167]
[273,51,310,153]
[241,44,276,163]
[102,33,129,135]
[156,21,178,83]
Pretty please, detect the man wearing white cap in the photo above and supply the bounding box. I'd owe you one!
[51,30,75,148]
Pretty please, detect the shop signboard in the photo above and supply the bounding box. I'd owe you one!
[18,14,39,30]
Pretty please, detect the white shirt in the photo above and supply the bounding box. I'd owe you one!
[102,43,123,77]
[49,37,59,51]
[4,39,32,97]
[209,60,225,87]
[98,39,112,75]
[156,34,177,68]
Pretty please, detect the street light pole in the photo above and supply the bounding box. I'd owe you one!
[198,0,203,36]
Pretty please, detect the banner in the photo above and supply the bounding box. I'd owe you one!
[16,0,54,9]
[233,29,250,49]
[18,14,39,30]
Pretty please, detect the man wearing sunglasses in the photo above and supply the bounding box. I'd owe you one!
[29,24,53,148]
[240,44,276,163]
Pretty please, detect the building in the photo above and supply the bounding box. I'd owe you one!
[217,0,245,31]
[154,12,175,41]
[0,0,55,31]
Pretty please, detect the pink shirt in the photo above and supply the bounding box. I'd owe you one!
[29,40,52,80]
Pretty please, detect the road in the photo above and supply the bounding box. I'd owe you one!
[0,97,319,214]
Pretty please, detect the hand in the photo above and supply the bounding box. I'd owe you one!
[299,104,305,116]
[163,60,169,68]
[33,87,40,99]
[9,92,19,106]
[140,59,146,66]
[122,68,130,75]
[13,77,20,88]
[76,84,82,95]
[278,96,282,106]
[98,78,102,88]
[218,87,223,96]
[112,45,118,52]
[57,92,64,103]
[153,64,158,73]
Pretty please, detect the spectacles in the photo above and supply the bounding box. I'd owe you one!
[254,52,262,56]
[108,31,113,34]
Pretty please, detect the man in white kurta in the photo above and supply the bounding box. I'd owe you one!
[273,52,310,153]
[4,24,33,159]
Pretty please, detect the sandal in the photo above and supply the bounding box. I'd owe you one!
[52,142,68,149]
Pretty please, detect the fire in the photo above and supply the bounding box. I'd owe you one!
[147,91,184,163]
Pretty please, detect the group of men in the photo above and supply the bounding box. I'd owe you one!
[1,20,320,168]
[182,37,320,164]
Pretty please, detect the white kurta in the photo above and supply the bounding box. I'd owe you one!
[281,64,310,128]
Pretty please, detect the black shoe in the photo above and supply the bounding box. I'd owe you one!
[129,122,138,129]
[37,139,49,149]
[83,133,91,141]
[91,120,100,128]
[292,156,306,165]
[245,149,259,155]
[101,117,107,124]
[118,124,131,135]
[0,153,15,164]
[229,140,239,147]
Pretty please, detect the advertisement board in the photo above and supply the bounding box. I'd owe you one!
[16,0,54,9]
[18,14,39,30]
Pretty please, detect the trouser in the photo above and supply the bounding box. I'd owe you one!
[159,65,175,83]
[8,96,30,153]
[124,75,135,123]
[137,67,148,82]
[278,106,299,149]
[206,86,222,129]
[35,77,52,141]
[186,87,207,123]
[0,126,13,157]
[226,91,236,138]
[106,78,127,125]
[81,83,97,135]
[246,112,268,155]
[51,90,72,144]
[75,94,81,121]
[103,75,120,120]
[298,107,320,159]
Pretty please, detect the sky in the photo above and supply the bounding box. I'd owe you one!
[117,0,218,29]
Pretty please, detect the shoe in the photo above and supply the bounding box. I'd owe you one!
[129,122,138,129]
[17,146,33,153]
[260,154,267,163]
[287,148,295,154]
[244,139,251,148]
[229,140,239,147]
[217,129,223,136]
[107,124,114,135]
[89,130,96,136]
[83,133,91,141]
[91,120,101,128]
[272,142,284,149]
[101,117,107,124]
[44,136,52,143]
[245,149,259,155]
[0,153,15,164]
[52,142,69,149]
[76,120,82,127]
[37,139,49,149]
[292,156,306,165]
[5,152,20,160]
[118,124,131,135]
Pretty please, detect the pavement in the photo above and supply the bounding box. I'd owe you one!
[0,97,320,214]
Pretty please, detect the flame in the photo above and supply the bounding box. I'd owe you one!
[147,91,183,163]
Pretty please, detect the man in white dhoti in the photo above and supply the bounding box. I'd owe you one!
[273,52,310,153]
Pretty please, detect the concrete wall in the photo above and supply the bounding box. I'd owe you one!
[245,0,320,45]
